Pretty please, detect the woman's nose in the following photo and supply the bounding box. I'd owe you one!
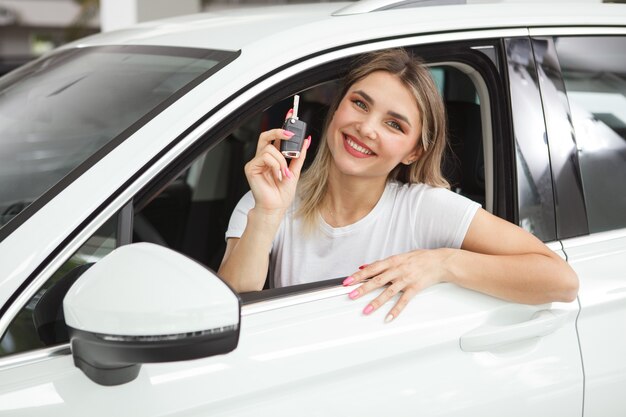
[356,118,378,140]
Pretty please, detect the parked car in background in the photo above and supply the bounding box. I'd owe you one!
[0,1,625,415]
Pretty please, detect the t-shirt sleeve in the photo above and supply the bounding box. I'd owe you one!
[225,190,255,241]
[412,187,481,249]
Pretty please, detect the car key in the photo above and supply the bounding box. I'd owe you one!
[280,94,308,159]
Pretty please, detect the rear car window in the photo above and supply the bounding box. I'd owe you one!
[0,45,237,233]
[555,36,626,233]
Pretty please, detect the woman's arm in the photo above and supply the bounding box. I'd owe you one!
[447,209,578,303]
[218,119,311,292]
[219,208,284,292]
[345,208,579,320]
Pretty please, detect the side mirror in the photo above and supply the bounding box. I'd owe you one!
[63,243,240,386]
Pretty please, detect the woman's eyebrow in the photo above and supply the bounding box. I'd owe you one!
[354,89,374,104]
[353,89,412,128]
[388,111,411,127]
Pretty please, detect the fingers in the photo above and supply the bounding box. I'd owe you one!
[257,128,295,155]
[343,258,393,286]
[350,276,421,323]
[246,144,290,183]
[346,269,397,301]
[385,287,420,322]
[259,152,284,183]
[342,254,423,322]
[249,131,308,184]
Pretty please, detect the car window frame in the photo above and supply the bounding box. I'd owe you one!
[133,39,513,305]
[504,36,561,242]
[530,35,589,239]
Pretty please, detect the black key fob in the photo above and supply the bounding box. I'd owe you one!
[280,94,307,159]
[281,117,307,158]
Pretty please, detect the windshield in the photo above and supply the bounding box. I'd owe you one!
[0,45,237,233]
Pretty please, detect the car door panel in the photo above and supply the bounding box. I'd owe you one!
[562,233,626,417]
[0,278,581,417]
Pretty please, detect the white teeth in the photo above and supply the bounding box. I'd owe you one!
[346,137,373,155]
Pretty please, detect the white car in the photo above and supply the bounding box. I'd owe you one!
[0,1,625,416]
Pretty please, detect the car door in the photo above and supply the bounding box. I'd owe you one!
[532,31,626,417]
[0,34,583,417]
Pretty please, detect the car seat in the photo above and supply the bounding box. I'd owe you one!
[443,100,485,207]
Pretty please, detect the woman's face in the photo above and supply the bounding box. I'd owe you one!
[326,70,423,180]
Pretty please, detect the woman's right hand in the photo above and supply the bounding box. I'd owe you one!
[244,110,311,213]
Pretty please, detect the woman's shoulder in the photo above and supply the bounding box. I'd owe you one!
[388,180,444,197]
[388,180,476,207]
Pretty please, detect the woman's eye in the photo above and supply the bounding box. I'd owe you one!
[387,120,403,131]
[352,99,367,110]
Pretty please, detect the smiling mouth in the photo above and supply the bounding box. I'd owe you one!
[344,134,375,156]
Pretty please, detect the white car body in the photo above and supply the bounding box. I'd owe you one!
[0,1,625,416]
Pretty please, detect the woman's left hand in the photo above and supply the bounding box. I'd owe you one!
[343,249,454,322]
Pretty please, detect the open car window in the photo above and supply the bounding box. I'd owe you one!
[132,58,494,299]
[554,36,626,233]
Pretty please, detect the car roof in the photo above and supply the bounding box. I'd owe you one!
[65,1,626,52]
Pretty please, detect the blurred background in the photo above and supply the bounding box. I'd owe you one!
[0,0,348,76]
[0,0,623,76]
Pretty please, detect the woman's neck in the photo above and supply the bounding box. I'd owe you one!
[323,165,388,227]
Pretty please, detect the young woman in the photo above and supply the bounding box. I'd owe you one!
[219,49,578,322]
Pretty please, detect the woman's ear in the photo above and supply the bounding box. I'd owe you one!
[402,146,424,165]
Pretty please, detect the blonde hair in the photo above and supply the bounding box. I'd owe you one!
[297,48,449,231]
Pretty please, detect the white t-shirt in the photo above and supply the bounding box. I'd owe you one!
[225,181,480,288]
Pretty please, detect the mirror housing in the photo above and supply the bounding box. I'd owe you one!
[63,243,240,386]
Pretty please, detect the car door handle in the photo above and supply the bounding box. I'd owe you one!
[459,310,567,352]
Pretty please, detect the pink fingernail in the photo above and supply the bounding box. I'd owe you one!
[286,108,293,118]
[283,130,295,137]
[363,305,374,315]
[343,276,354,286]
[349,290,359,299]
[283,167,293,179]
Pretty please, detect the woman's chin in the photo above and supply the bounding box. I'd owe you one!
[330,158,387,180]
